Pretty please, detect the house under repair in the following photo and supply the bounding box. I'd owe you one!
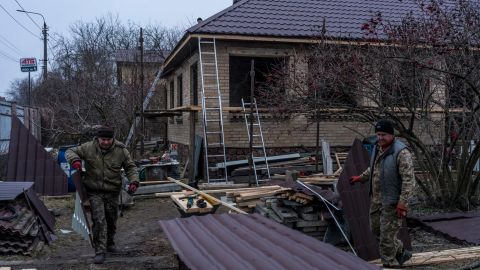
[150,0,447,183]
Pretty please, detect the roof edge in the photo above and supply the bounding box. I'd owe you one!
[186,0,250,34]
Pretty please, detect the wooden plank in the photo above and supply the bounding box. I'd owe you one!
[139,181,172,185]
[155,185,282,198]
[198,183,249,190]
[167,177,247,214]
[238,188,289,201]
[370,246,480,267]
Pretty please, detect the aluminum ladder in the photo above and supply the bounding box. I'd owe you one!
[241,97,271,185]
[198,37,228,183]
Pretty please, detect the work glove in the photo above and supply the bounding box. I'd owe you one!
[349,175,361,185]
[71,160,82,171]
[127,182,139,195]
[396,201,408,218]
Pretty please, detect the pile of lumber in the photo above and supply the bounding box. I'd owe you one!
[254,192,330,240]
[226,186,289,212]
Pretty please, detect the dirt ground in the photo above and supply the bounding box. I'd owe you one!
[0,194,477,270]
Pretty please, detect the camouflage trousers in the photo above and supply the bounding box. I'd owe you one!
[88,192,119,255]
[370,203,403,265]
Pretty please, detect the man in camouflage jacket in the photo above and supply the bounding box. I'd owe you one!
[351,119,414,267]
[66,126,139,264]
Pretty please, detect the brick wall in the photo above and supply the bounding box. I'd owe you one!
[162,40,419,151]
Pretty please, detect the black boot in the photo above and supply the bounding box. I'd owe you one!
[94,253,105,264]
[396,249,412,266]
[107,244,118,253]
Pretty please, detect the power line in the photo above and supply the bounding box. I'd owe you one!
[0,48,18,62]
[0,33,24,56]
[14,0,42,31]
[0,3,39,39]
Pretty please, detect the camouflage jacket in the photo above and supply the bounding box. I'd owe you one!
[66,139,139,193]
[359,140,415,207]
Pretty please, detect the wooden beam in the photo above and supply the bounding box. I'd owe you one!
[154,185,282,197]
[189,111,196,183]
[167,177,247,214]
[370,246,480,267]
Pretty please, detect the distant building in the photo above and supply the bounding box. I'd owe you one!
[114,49,169,143]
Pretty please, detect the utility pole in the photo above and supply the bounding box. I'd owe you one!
[16,10,47,81]
[139,27,145,156]
[42,21,47,80]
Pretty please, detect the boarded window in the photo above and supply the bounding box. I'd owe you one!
[229,56,287,107]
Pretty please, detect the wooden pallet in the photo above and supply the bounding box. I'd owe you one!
[170,194,214,214]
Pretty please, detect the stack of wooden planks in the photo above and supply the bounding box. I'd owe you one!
[226,186,289,212]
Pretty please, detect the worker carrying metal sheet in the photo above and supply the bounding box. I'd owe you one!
[66,126,139,264]
[350,119,414,267]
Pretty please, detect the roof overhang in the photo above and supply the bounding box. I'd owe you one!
[161,33,399,77]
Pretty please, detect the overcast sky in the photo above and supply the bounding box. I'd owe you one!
[0,0,232,98]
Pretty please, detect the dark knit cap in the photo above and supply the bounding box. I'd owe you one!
[375,119,395,135]
[96,126,114,138]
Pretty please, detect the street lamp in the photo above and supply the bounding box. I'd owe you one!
[16,9,47,81]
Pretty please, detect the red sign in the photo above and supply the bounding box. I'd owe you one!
[20,58,38,72]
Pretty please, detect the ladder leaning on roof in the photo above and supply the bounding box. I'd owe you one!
[241,97,271,186]
[125,68,163,147]
[198,37,228,183]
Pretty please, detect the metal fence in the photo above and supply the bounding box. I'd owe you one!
[0,100,41,154]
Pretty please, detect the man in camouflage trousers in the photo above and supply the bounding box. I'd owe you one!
[67,126,139,264]
[351,119,414,267]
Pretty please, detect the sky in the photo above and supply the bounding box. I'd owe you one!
[0,0,232,99]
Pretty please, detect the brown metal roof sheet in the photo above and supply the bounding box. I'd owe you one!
[6,115,67,196]
[25,188,55,233]
[159,213,380,270]
[188,0,425,39]
[0,182,33,201]
[413,211,480,245]
[337,139,411,261]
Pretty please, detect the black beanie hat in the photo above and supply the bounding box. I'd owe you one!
[375,119,394,135]
[96,126,114,138]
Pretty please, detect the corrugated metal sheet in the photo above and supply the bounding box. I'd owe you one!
[71,173,92,244]
[0,100,41,154]
[413,211,480,245]
[337,139,379,260]
[6,115,67,196]
[337,139,411,261]
[0,198,42,255]
[0,182,34,201]
[25,188,55,233]
[160,213,380,270]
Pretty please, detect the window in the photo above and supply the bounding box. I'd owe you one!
[177,75,183,107]
[307,54,357,107]
[169,81,174,108]
[190,63,198,106]
[380,62,429,107]
[229,56,287,107]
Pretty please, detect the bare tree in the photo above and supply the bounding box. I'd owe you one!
[8,14,183,146]
[259,0,480,209]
